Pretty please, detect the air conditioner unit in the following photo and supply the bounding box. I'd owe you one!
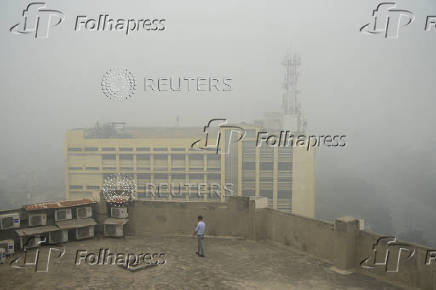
[76,206,92,219]
[28,213,47,227]
[0,248,5,264]
[0,213,20,230]
[111,207,128,219]
[55,208,72,221]
[49,230,68,244]
[24,235,44,249]
[104,224,124,237]
[75,226,94,240]
[0,240,14,255]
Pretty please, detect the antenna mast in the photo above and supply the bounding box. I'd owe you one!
[281,53,306,132]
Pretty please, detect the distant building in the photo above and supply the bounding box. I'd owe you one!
[64,121,315,217]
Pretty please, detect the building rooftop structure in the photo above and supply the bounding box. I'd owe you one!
[0,196,434,289]
[0,236,402,289]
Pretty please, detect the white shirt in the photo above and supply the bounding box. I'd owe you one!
[195,221,206,235]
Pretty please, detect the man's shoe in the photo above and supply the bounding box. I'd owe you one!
[195,252,199,256]
[199,254,205,257]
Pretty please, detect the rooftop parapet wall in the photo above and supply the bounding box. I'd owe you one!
[127,197,255,239]
[127,198,435,290]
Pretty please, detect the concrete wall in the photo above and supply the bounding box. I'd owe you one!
[127,197,255,239]
[126,198,435,290]
[356,230,436,290]
[255,208,335,262]
[291,147,315,217]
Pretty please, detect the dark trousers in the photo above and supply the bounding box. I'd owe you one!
[197,234,204,256]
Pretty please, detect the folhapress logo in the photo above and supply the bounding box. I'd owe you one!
[10,2,64,39]
[360,2,414,39]
[191,119,246,155]
[360,236,415,272]
[10,2,166,39]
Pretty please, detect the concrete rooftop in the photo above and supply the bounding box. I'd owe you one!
[0,236,403,290]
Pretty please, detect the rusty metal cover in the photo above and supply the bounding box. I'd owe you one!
[23,199,96,211]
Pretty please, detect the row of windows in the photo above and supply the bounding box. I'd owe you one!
[99,173,221,179]
[242,162,292,170]
[68,167,220,172]
[79,153,219,160]
[68,147,191,152]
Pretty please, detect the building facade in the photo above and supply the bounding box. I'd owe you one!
[65,122,314,217]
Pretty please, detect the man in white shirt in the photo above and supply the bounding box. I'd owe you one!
[193,215,206,257]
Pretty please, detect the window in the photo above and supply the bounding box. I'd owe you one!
[154,154,168,160]
[137,154,150,160]
[102,154,116,160]
[69,185,83,190]
[242,162,255,170]
[119,147,133,151]
[68,167,82,170]
[207,173,220,180]
[153,147,168,151]
[189,173,203,180]
[86,167,99,170]
[102,147,116,151]
[278,162,292,171]
[136,147,150,151]
[260,162,273,170]
[85,147,98,151]
[87,185,100,190]
[171,174,185,180]
[172,154,185,160]
[137,174,151,179]
[68,147,82,152]
[155,173,168,181]
[171,148,185,151]
[120,154,133,160]
[189,154,203,160]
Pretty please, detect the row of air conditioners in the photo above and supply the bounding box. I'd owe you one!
[0,207,93,230]
[111,207,128,219]
[47,227,93,243]
[104,224,124,237]
[54,206,93,221]
[0,213,20,230]
[0,239,14,256]
[20,226,94,249]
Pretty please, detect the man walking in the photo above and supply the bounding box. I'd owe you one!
[193,215,206,257]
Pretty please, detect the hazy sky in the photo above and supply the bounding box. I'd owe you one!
[1,0,435,190]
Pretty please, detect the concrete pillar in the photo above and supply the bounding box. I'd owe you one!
[95,192,108,235]
[334,216,359,271]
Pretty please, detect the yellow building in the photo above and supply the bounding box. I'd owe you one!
[65,122,315,217]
